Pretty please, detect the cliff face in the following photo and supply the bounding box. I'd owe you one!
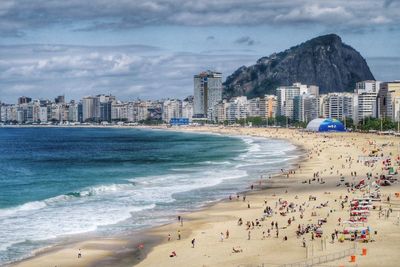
[223,34,375,98]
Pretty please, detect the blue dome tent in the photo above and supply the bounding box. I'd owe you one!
[306,118,346,132]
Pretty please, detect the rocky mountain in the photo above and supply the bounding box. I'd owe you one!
[223,34,374,98]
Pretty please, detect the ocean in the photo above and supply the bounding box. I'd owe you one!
[0,127,300,264]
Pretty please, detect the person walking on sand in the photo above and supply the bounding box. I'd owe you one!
[78,249,82,258]
[177,230,181,240]
[226,230,229,239]
[168,233,171,241]
[191,238,195,248]
[220,232,224,242]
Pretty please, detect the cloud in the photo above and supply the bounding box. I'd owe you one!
[274,5,352,24]
[0,44,398,103]
[0,44,258,103]
[383,0,395,8]
[0,1,399,36]
[234,36,255,46]
[206,35,215,41]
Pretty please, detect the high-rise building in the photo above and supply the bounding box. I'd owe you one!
[147,100,163,121]
[260,95,277,119]
[182,99,194,122]
[276,83,319,122]
[248,98,262,117]
[100,101,112,122]
[1,105,8,122]
[355,80,381,93]
[18,96,32,105]
[276,85,300,119]
[50,103,62,122]
[214,100,229,123]
[81,95,114,122]
[193,70,222,121]
[354,80,381,123]
[78,102,83,122]
[292,82,319,97]
[68,102,79,122]
[82,96,95,122]
[293,94,319,122]
[378,81,400,121]
[162,99,182,123]
[319,95,329,118]
[54,95,65,104]
[319,93,355,121]
[39,106,48,123]
[111,101,128,121]
[226,96,248,123]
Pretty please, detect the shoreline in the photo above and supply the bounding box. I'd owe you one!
[6,126,302,267]
[136,127,400,267]
[8,126,400,267]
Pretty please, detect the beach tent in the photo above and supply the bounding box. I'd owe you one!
[306,118,346,132]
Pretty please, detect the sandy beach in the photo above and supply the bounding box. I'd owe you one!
[10,126,400,267]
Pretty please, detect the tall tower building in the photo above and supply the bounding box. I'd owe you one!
[82,96,95,122]
[193,70,222,121]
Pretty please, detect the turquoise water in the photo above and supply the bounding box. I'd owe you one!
[0,127,299,264]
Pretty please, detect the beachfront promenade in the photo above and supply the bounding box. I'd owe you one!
[13,127,400,267]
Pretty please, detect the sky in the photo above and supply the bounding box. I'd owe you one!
[0,0,399,103]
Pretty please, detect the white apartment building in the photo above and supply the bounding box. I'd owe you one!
[39,106,48,122]
[320,93,355,121]
[355,80,381,94]
[378,81,400,121]
[214,100,229,123]
[162,99,182,123]
[0,104,13,122]
[182,100,194,122]
[248,97,262,117]
[68,103,78,122]
[111,101,128,121]
[226,96,249,123]
[354,80,381,123]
